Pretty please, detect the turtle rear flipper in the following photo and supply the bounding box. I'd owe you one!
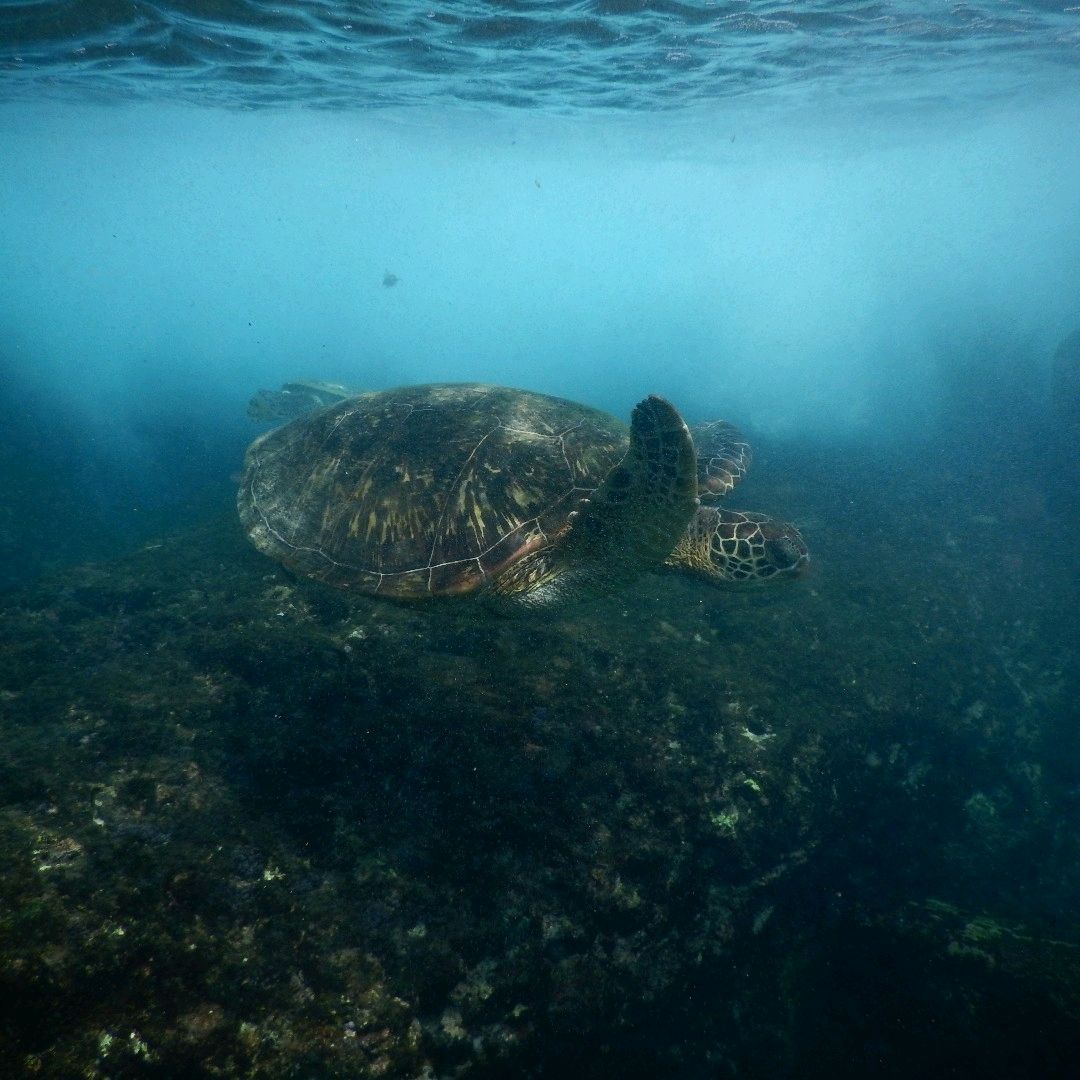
[667,506,808,584]
[493,395,698,605]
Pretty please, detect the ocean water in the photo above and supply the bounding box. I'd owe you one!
[1,3,1079,1078]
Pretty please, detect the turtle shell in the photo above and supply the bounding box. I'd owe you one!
[238,383,629,597]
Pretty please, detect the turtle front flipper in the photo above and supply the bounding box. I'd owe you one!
[492,395,698,606]
[247,381,360,422]
[691,421,751,500]
[666,506,808,584]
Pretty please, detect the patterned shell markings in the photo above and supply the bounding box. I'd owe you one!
[239,384,629,597]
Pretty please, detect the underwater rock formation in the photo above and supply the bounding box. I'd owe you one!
[0,443,1076,1077]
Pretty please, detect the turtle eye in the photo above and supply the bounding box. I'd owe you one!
[764,529,808,574]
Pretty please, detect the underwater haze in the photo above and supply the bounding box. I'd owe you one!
[1,3,1079,1078]
[2,8,1080,576]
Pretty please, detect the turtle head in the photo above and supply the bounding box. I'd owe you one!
[754,518,810,581]
[667,506,809,585]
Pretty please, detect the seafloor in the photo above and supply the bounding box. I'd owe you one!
[1,443,1077,1079]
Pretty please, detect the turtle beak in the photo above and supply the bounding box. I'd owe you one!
[762,523,810,578]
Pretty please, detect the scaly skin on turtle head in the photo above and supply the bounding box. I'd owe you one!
[666,506,808,584]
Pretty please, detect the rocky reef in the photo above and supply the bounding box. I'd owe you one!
[0,445,1076,1078]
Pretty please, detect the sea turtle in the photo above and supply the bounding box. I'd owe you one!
[238,382,807,609]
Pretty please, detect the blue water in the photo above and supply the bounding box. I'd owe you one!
[2,4,1079,577]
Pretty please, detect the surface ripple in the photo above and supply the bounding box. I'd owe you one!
[0,1,1077,110]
